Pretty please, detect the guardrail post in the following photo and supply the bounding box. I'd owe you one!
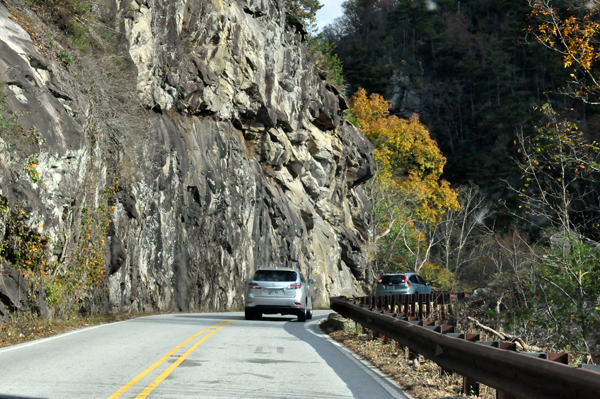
[496,390,515,399]
[408,348,418,361]
[440,293,446,320]
[549,352,569,364]
[448,293,456,320]
[425,293,431,318]
[330,297,600,399]
[418,294,424,320]
[463,377,479,397]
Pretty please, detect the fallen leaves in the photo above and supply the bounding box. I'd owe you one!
[329,328,496,399]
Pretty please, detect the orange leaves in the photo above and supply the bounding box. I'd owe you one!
[352,89,447,180]
[351,88,458,222]
[530,1,600,100]
[559,14,600,71]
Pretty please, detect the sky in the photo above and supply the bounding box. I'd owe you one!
[316,0,344,29]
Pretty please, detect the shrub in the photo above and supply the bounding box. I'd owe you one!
[56,50,73,65]
[308,33,345,90]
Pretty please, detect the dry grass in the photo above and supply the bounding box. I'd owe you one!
[0,312,144,348]
[328,327,497,399]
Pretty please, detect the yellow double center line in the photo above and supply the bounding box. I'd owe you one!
[109,319,234,399]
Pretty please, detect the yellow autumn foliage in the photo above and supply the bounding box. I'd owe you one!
[530,1,600,100]
[351,88,459,223]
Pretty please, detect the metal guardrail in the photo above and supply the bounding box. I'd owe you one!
[357,292,464,321]
[330,296,600,399]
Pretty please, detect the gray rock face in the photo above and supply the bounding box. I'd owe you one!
[0,0,374,315]
[389,69,421,118]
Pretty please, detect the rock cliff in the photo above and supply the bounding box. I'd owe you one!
[0,0,374,318]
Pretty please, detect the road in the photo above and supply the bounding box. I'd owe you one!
[0,311,409,399]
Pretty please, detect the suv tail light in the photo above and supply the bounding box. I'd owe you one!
[377,275,382,284]
[248,282,261,288]
[405,275,411,286]
[288,283,302,289]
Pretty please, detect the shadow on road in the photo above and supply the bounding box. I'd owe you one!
[172,314,245,321]
[125,314,245,325]
[283,313,408,399]
[257,316,296,322]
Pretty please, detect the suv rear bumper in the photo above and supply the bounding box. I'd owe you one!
[245,305,303,316]
[376,288,413,295]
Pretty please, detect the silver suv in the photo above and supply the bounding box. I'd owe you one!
[375,272,434,295]
[244,268,315,322]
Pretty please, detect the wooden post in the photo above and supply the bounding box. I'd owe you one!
[463,377,480,397]
[408,349,418,361]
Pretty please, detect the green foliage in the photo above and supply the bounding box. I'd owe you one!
[283,0,323,25]
[507,104,600,360]
[516,103,600,240]
[23,156,41,183]
[56,50,73,66]
[30,0,93,53]
[0,84,21,136]
[528,234,600,351]
[30,0,92,29]
[308,33,344,89]
[0,199,48,274]
[420,263,461,291]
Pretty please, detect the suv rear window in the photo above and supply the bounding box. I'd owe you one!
[380,275,405,285]
[253,270,298,282]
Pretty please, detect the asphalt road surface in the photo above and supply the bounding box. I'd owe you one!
[0,311,410,399]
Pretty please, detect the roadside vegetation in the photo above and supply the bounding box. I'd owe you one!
[0,312,138,348]
[328,327,490,399]
[328,0,600,365]
[0,0,149,333]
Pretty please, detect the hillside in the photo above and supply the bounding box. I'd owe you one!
[0,0,374,320]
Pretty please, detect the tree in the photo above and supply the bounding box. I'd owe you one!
[432,184,494,285]
[529,0,600,103]
[307,33,345,90]
[283,0,323,26]
[352,88,457,223]
[507,103,600,361]
[351,88,459,276]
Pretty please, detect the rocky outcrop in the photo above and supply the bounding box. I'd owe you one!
[0,0,374,315]
[389,69,422,119]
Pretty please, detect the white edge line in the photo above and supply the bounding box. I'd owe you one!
[307,316,415,399]
[0,318,131,355]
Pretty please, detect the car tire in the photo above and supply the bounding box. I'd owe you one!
[245,309,255,320]
[255,312,262,320]
[307,308,313,319]
[298,308,307,322]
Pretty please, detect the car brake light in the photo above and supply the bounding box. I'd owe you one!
[405,275,411,286]
[377,275,382,283]
[288,283,302,289]
[248,282,260,288]
[294,302,301,306]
